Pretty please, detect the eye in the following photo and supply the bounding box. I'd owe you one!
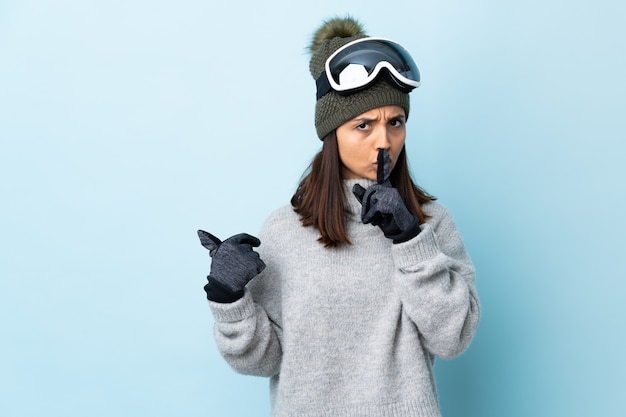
[390,118,404,127]
[356,123,369,130]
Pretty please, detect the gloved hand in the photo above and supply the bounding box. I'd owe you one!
[352,149,421,243]
[197,230,266,294]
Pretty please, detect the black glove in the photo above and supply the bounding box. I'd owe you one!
[352,149,421,243]
[197,230,266,294]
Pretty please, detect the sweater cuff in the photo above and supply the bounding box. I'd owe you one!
[208,288,257,323]
[391,223,440,269]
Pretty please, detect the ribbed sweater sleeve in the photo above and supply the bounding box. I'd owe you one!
[207,212,285,377]
[208,290,282,377]
[392,203,480,359]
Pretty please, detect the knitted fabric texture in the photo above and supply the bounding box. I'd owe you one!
[208,179,480,417]
[310,34,411,140]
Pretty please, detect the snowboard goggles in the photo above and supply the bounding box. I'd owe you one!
[316,37,421,100]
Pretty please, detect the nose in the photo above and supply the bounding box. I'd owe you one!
[374,126,391,151]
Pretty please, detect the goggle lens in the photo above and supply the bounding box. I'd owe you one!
[316,37,421,99]
[329,40,419,87]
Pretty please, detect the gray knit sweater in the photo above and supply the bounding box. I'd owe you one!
[208,179,480,417]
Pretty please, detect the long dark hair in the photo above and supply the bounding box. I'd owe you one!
[291,131,435,247]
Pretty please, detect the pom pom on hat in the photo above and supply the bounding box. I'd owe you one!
[308,16,366,54]
[308,16,367,80]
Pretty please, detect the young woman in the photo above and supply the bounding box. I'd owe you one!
[198,17,480,417]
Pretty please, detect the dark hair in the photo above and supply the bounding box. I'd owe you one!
[291,131,435,247]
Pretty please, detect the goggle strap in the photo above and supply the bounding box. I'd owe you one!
[316,71,332,100]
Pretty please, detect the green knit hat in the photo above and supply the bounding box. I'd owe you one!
[309,17,411,140]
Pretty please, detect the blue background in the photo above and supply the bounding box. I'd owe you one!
[1,0,624,416]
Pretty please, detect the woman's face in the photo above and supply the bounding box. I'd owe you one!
[335,105,406,180]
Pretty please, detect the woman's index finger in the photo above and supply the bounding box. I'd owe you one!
[377,149,391,184]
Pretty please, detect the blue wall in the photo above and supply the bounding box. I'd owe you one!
[1,1,624,416]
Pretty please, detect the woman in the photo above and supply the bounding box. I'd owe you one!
[198,17,480,417]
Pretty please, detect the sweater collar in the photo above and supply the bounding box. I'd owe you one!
[342,178,375,220]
